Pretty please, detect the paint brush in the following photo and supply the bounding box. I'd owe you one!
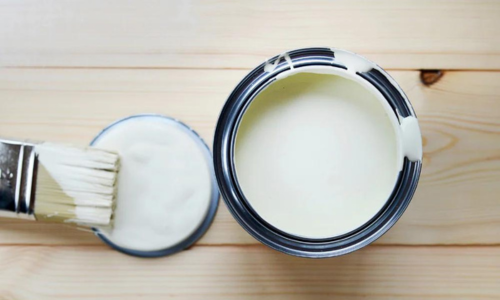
[0,138,119,226]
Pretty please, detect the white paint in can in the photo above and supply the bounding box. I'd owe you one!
[234,66,422,239]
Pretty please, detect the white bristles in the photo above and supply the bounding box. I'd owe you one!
[33,143,119,226]
[69,206,114,226]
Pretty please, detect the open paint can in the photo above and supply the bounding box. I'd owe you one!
[213,47,423,258]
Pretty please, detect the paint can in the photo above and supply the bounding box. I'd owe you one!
[213,48,422,258]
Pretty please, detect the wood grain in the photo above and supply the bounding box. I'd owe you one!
[1,1,498,299]
[0,245,499,299]
[0,69,499,246]
[1,0,500,70]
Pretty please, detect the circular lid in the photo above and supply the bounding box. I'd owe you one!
[90,114,219,257]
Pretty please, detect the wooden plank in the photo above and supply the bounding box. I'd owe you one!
[380,71,500,245]
[0,69,499,246]
[0,245,499,299]
[1,0,500,70]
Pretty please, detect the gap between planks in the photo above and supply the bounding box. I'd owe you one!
[5,66,500,72]
[0,243,499,249]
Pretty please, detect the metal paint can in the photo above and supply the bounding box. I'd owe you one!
[213,47,422,258]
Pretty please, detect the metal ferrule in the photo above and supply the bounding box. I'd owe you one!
[0,139,37,220]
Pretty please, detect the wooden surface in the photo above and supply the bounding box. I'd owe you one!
[0,1,499,299]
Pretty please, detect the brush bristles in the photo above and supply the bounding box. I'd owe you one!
[33,143,119,226]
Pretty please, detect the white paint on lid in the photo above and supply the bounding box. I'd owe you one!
[93,116,213,252]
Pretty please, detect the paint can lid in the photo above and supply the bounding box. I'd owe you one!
[90,114,219,257]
